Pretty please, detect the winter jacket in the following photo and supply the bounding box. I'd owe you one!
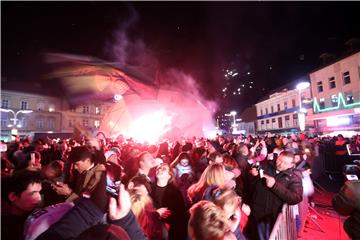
[249,161,303,224]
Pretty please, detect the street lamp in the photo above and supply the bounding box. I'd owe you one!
[295,82,310,131]
[224,111,238,133]
[0,108,33,129]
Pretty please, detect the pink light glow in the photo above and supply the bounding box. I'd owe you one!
[125,110,172,143]
[99,89,216,143]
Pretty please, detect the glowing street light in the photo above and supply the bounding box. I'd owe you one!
[1,108,32,140]
[0,108,33,128]
[295,82,310,131]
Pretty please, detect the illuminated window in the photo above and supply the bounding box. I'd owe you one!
[345,93,354,104]
[284,101,288,110]
[317,81,323,93]
[331,95,338,107]
[48,104,55,112]
[277,104,280,112]
[21,100,28,110]
[343,71,351,85]
[95,106,101,115]
[2,99,9,109]
[329,77,336,89]
[319,98,325,109]
[94,120,100,128]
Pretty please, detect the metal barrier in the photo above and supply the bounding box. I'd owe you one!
[269,204,297,240]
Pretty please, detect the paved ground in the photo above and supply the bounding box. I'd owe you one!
[299,189,350,240]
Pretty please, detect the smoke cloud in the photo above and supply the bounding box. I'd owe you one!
[101,6,218,140]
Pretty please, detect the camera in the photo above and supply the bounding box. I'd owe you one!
[251,161,264,178]
[343,164,360,181]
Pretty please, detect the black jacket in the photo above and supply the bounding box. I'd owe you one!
[249,161,303,223]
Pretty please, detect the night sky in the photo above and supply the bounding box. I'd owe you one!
[2,2,360,113]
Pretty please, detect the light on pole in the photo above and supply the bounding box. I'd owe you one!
[1,108,33,137]
[224,111,238,133]
[296,82,310,131]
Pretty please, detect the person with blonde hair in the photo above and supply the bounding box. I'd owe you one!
[130,193,167,240]
[206,188,247,240]
[187,163,226,204]
[188,200,236,240]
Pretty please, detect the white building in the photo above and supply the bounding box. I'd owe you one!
[308,51,360,135]
[255,83,314,134]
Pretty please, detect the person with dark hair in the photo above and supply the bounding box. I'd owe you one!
[17,151,42,171]
[52,146,107,211]
[1,170,43,240]
[41,160,66,207]
[208,151,224,165]
[134,151,157,182]
[188,200,234,240]
[151,163,188,240]
[246,151,303,240]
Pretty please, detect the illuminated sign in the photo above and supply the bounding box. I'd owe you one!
[313,92,360,113]
[326,116,351,127]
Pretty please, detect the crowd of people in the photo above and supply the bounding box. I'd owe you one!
[1,132,359,240]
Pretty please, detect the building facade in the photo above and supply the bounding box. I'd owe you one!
[255,85,314,134]
[1,89,113,141]
[309,51,360,134]
[1,90,62,140]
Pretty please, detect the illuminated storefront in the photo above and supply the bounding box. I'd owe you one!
[309,51,360,136]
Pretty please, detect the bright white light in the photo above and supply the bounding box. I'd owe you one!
[298,112,306,131]
[49,108,54,112]
[237,88,241,91]
[114,94,123,101]
[247,72,251,75]
[109,121,115,127]
[326,116,351,127]
[232,72,238,76]
[7,124,13,128]
[20,110,33,114]
[230,111,237,116]
[126,110,172,143]
[16,124,22,128]
[296,82,310,91]
[47,131,54,133]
